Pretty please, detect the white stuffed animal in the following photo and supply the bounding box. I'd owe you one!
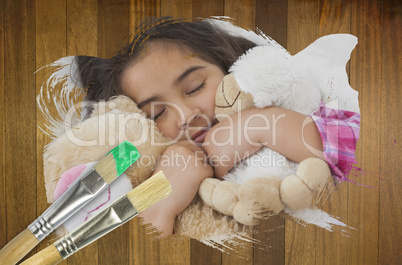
[198,31,359,228]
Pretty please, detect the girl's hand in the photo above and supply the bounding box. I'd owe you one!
[203,107,324,179]
[155,140,213,215]
[139,140,213,236]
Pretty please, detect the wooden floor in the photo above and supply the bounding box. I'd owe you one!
[1,0,400,264]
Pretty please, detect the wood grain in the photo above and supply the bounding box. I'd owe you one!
[256,0,287,48]
[130,218,163,265]
[224,0,255,30]
[379,0,402,264]
[161,0,192,17]
[67,0,98,57]
[286,1,319,265]
[0,1,401,264]
[0,0,6,250]
[186,2,226,264]
[254,1,287,264]
[0,228,40,265]
[160,235,190,264]
[287,0,319,54]
[66,1,98,264]
[221,1,256,264]
[130,0,161,33]
[192,0,223,18]
[98,0,130,59]
[20,244,63,265]
[315,1,352,265]
[349,0,382,264]
[35,1,67,264]
[4,1,37,263]
[97,1,131,264]
[148,2,195,264]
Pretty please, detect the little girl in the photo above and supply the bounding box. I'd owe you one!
[57,17,359,237]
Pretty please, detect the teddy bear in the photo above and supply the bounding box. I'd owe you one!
[41,94,251,242]
[38,19,359,243]
[197,32,359,227]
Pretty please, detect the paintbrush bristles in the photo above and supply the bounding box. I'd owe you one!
[93,153,119,184]
[127,171,172,213]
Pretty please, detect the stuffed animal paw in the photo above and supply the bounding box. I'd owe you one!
[198,158,332,226]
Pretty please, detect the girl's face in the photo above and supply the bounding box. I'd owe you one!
[121,43,225,143]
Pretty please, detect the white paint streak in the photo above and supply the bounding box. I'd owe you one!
[284,207,349,232]
[36,56,84,140]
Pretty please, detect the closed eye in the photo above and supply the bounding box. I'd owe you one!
[151,108,166,121]
[186,81,206,95]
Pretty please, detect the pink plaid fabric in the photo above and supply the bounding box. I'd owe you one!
[309,102,360,181]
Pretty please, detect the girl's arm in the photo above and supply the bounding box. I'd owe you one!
[204,107,324,178]
[138,141,213,237]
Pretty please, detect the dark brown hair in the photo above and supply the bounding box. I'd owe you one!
[76,17,257,115]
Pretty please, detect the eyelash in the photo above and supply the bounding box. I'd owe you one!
[152,108,166,121]
[186,81,206,95]
[152,81,206,121]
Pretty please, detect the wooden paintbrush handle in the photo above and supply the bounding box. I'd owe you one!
[0,228,39,265]
[20,244,63,265]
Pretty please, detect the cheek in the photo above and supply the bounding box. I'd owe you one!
[155,120,182,141]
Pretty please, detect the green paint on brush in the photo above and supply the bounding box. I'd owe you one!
[108,141,140,176]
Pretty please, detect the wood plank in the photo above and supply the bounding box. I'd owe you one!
[67,0,98,57]
[254,1,287,264]
[98,0,130,59]
[189,238,221,265]
[192,0,223,18]
[253,217,285,265]
[161,0,192,17]
[287,0,319,54]
[66,0,98,264]
[159,221,190,265]
[224,0,255,30]
[130,0,160,33]
[379,0,402,264]
[221,1,255,264]
[0,0,6,250]
[286,1,319,264]
[129,217,163,265]
[160,235,191,264]
[148,3,193,265]
[4,0,37,261]
[256,0,287,48]
[187,2,225,264]
[348,0,382,264]
[35,0,67,262]
[220,232,254,265]
[319,0,352,34]
[315,1,352,265]
[97,0,130,264]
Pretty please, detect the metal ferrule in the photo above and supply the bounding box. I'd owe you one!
[54,195,137,260]
[28,168,108,241]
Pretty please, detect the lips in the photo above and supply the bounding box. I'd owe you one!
[191,127,210,143]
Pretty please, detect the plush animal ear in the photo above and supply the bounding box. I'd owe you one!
[214,74,255,121]
[293,34,359,113]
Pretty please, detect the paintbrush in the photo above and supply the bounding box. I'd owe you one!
[20,171,171,265]
[0,141,140,265]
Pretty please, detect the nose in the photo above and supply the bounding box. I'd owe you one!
[176,101,201,129]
